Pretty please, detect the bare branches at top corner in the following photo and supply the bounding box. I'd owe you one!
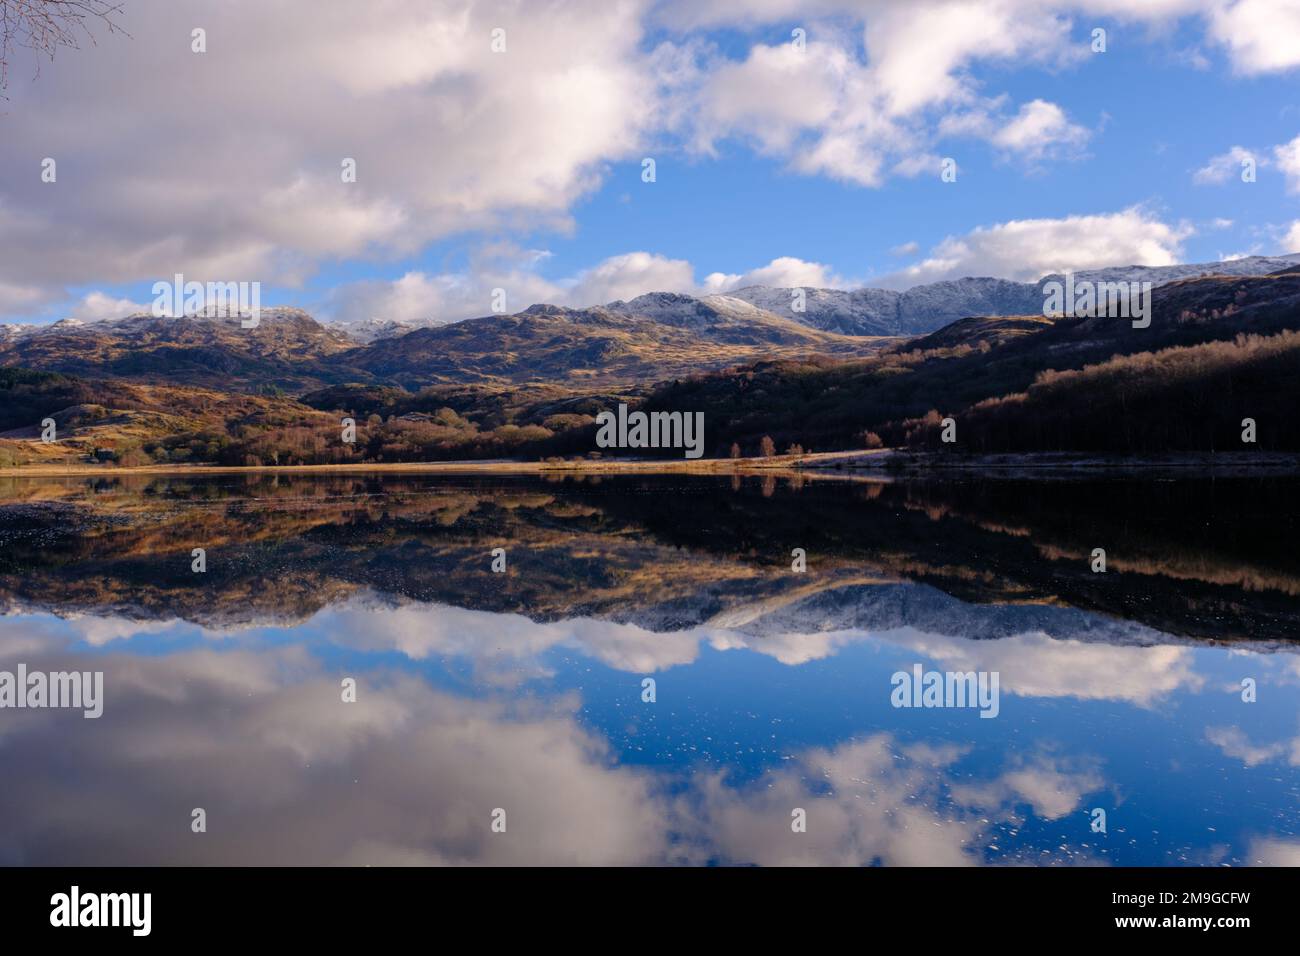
[1,1,129,94]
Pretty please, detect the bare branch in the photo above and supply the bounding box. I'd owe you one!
[1,0,127,95]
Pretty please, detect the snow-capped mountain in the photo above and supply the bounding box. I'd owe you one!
[604,290,805,333]
[325,316,451,344]
[723,254,1300,336]
[6,253,1299,345]
[1041,253,1300,288]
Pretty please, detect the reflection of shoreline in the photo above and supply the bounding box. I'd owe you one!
[3,472,1298,645]
[886,451,1300,479]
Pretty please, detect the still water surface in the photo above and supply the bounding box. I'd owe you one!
[0,472,1297,865]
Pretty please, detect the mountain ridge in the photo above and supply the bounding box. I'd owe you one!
[7,254,1297,346]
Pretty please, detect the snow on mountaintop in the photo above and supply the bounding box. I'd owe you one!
[8,253,1300,343]
[1047,253,1300,287]
[606,291,790,329]
[325,316,450,344]
[723,254,1300,336]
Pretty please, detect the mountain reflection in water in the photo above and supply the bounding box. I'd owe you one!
[0,472,1297,866]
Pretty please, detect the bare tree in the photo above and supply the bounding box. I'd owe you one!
[1,1,126,95]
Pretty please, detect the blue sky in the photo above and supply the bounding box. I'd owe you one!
[489,16,1298,286]
[2,0,1299,325]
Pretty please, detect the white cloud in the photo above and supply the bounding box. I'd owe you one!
[862,2,1082,117]
[1274,134,1300,193]
[702,255,847,293]
[689,27,1089,186]
[298,593,1207,709]
[948,752,1104,821]
[694,735,1104,866]
[1205,0,1300,74]
[0,619,1122,866]
[1194,145,1262,184]
[668,0,1300,78]
[942,97,1091,162]
[66,291,150,322]
[890,241,920,257]
[1205,725,1300,767]
[1248,837,1300,866]
[881,207,1192,286]
[3,0,1300,318]
[563,251,698,304]
[0,0,657,315]
[993,100,1090,159]
[0,640,676,865]
[691,37,902,187]
[1284,220,1300,253]
[325,250,845,323]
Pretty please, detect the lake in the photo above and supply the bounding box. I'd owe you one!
[1,471,1297,865]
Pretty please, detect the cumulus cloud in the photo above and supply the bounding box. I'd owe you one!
[0,619,1118,866]
[948,751,1104,821]
[989,99,1091,159]
[880,207,1192,286]
[702,255,848,293]
[1285,220,1300,253]
[0,641,676,865]
[693,736,1105,866]
[688,26,1088,186]
[666,0,1300,194]
[1248,837,1300,866]
[65,291,150,323]
[1274,134,1300,193]
[563,251,699,304]
[3,0,1299,317]
[1205,725,1300,767]
[0,0,657,315]
[892,629,1204,706]
[324,250,844,323]
[1194,146,1262,184]
[941,97,1091,163]
[1204,0,1300,74]
[263,590,1209,709]
[667,0,1300,78]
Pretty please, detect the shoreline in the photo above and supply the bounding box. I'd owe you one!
[1,449,1297,479]
[0,450,875,478]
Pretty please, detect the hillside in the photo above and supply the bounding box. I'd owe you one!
[0,300,885,393]
[0,368,344,468]
[641,268,1300,456]
[724,254,1300,335]
[3,264,1300,468]
[904,329,1300,453]
[345,299,884,388]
